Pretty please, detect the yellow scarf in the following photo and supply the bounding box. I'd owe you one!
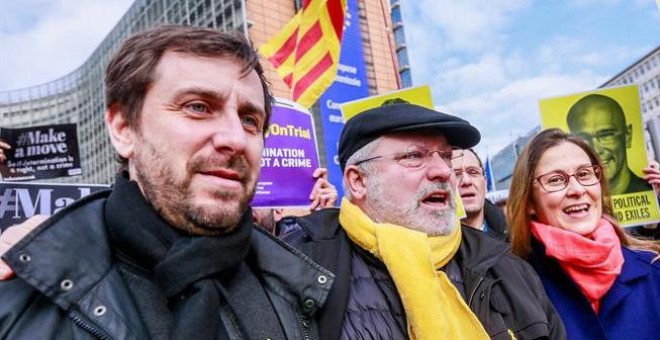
[339,198,489,340]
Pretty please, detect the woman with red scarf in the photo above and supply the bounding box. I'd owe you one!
[507,128,660,340]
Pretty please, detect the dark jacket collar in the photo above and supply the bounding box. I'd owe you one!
[2,189,147,339]
[5,190,114,311]
[291,208,350,340]
[483,200,509,241]
[249,226,335,314]
[457,225,510,275]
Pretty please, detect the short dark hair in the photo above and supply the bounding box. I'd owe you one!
[105,25,274,167]
[463,148,484,170]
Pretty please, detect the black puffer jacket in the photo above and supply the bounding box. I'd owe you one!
[283,208,566,340]
[0,191,333,339]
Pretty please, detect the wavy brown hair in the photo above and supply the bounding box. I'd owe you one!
[507,128,660,259]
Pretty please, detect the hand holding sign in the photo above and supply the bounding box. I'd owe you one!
[309,167,338,211]
[643,160,660,196]
[0,215,47,280]
[0,124,82,181]
[0,140,9,163]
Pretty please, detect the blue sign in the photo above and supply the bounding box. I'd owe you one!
[319,0,370,201]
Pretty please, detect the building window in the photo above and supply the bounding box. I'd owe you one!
[294,0,304,11]
[400,69,412,88]
[397,49,409,68]
[394,27,405,46]
[391,6,402,25]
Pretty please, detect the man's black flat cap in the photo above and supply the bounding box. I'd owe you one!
[338,103,481,170]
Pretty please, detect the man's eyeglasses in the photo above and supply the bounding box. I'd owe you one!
[353,147,463,169]
[454,167,484,178]
[535,165,602,193]
[574,131,625,145]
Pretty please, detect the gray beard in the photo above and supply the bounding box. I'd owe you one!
[364,179,457,236]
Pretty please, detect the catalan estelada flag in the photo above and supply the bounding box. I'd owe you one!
[259,0,348,108]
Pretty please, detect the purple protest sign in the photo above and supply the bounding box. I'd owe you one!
[252,98,320,208]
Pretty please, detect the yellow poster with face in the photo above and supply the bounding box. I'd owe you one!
[538,85,660,227]
[339,85,467,219]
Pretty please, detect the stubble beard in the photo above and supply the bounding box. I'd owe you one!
[364,178,457,236]
[132,138,256,236]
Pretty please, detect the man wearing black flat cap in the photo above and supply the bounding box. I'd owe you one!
[283,103,566,339]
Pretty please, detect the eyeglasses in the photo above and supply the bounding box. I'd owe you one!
[353,146,463,169]
[454,167,484,178]
[574,131,625,145]
[535,165,602,193]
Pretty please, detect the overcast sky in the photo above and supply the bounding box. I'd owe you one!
[1,0,659,156]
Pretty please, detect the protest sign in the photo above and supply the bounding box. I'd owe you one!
[539,85,660,226]
[252,98,320,208]
[0,181,108,232]
[0,123,82,181]
[340,85,434,121]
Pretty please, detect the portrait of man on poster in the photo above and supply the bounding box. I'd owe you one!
[567,93,651,195]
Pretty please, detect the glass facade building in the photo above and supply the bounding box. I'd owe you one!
[1,0,248,184]
[1,0,403,184]
[600,46,660,159]
[390,0,412,87]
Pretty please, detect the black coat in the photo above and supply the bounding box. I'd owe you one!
[284,208,566,340]
[0,191,333,339]
[483,200,509,241]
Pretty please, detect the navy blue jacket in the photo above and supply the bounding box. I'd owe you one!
[529,240,660,340]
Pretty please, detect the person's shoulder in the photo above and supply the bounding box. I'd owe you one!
[461,224,508,246]
[622,247,660,269]
[619,248,660,297]
[462,227,533,271]
[296,207,340,224]
[459,225,517,268]
[284,208,341,239]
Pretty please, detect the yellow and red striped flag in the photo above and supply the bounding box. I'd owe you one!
[259,0,348,108]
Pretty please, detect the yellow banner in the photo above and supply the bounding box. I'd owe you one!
[340,85,433,121]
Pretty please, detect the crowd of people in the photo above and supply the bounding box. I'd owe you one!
[0,25,659,339]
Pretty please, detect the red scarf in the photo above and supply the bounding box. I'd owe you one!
[530,218,624,313]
